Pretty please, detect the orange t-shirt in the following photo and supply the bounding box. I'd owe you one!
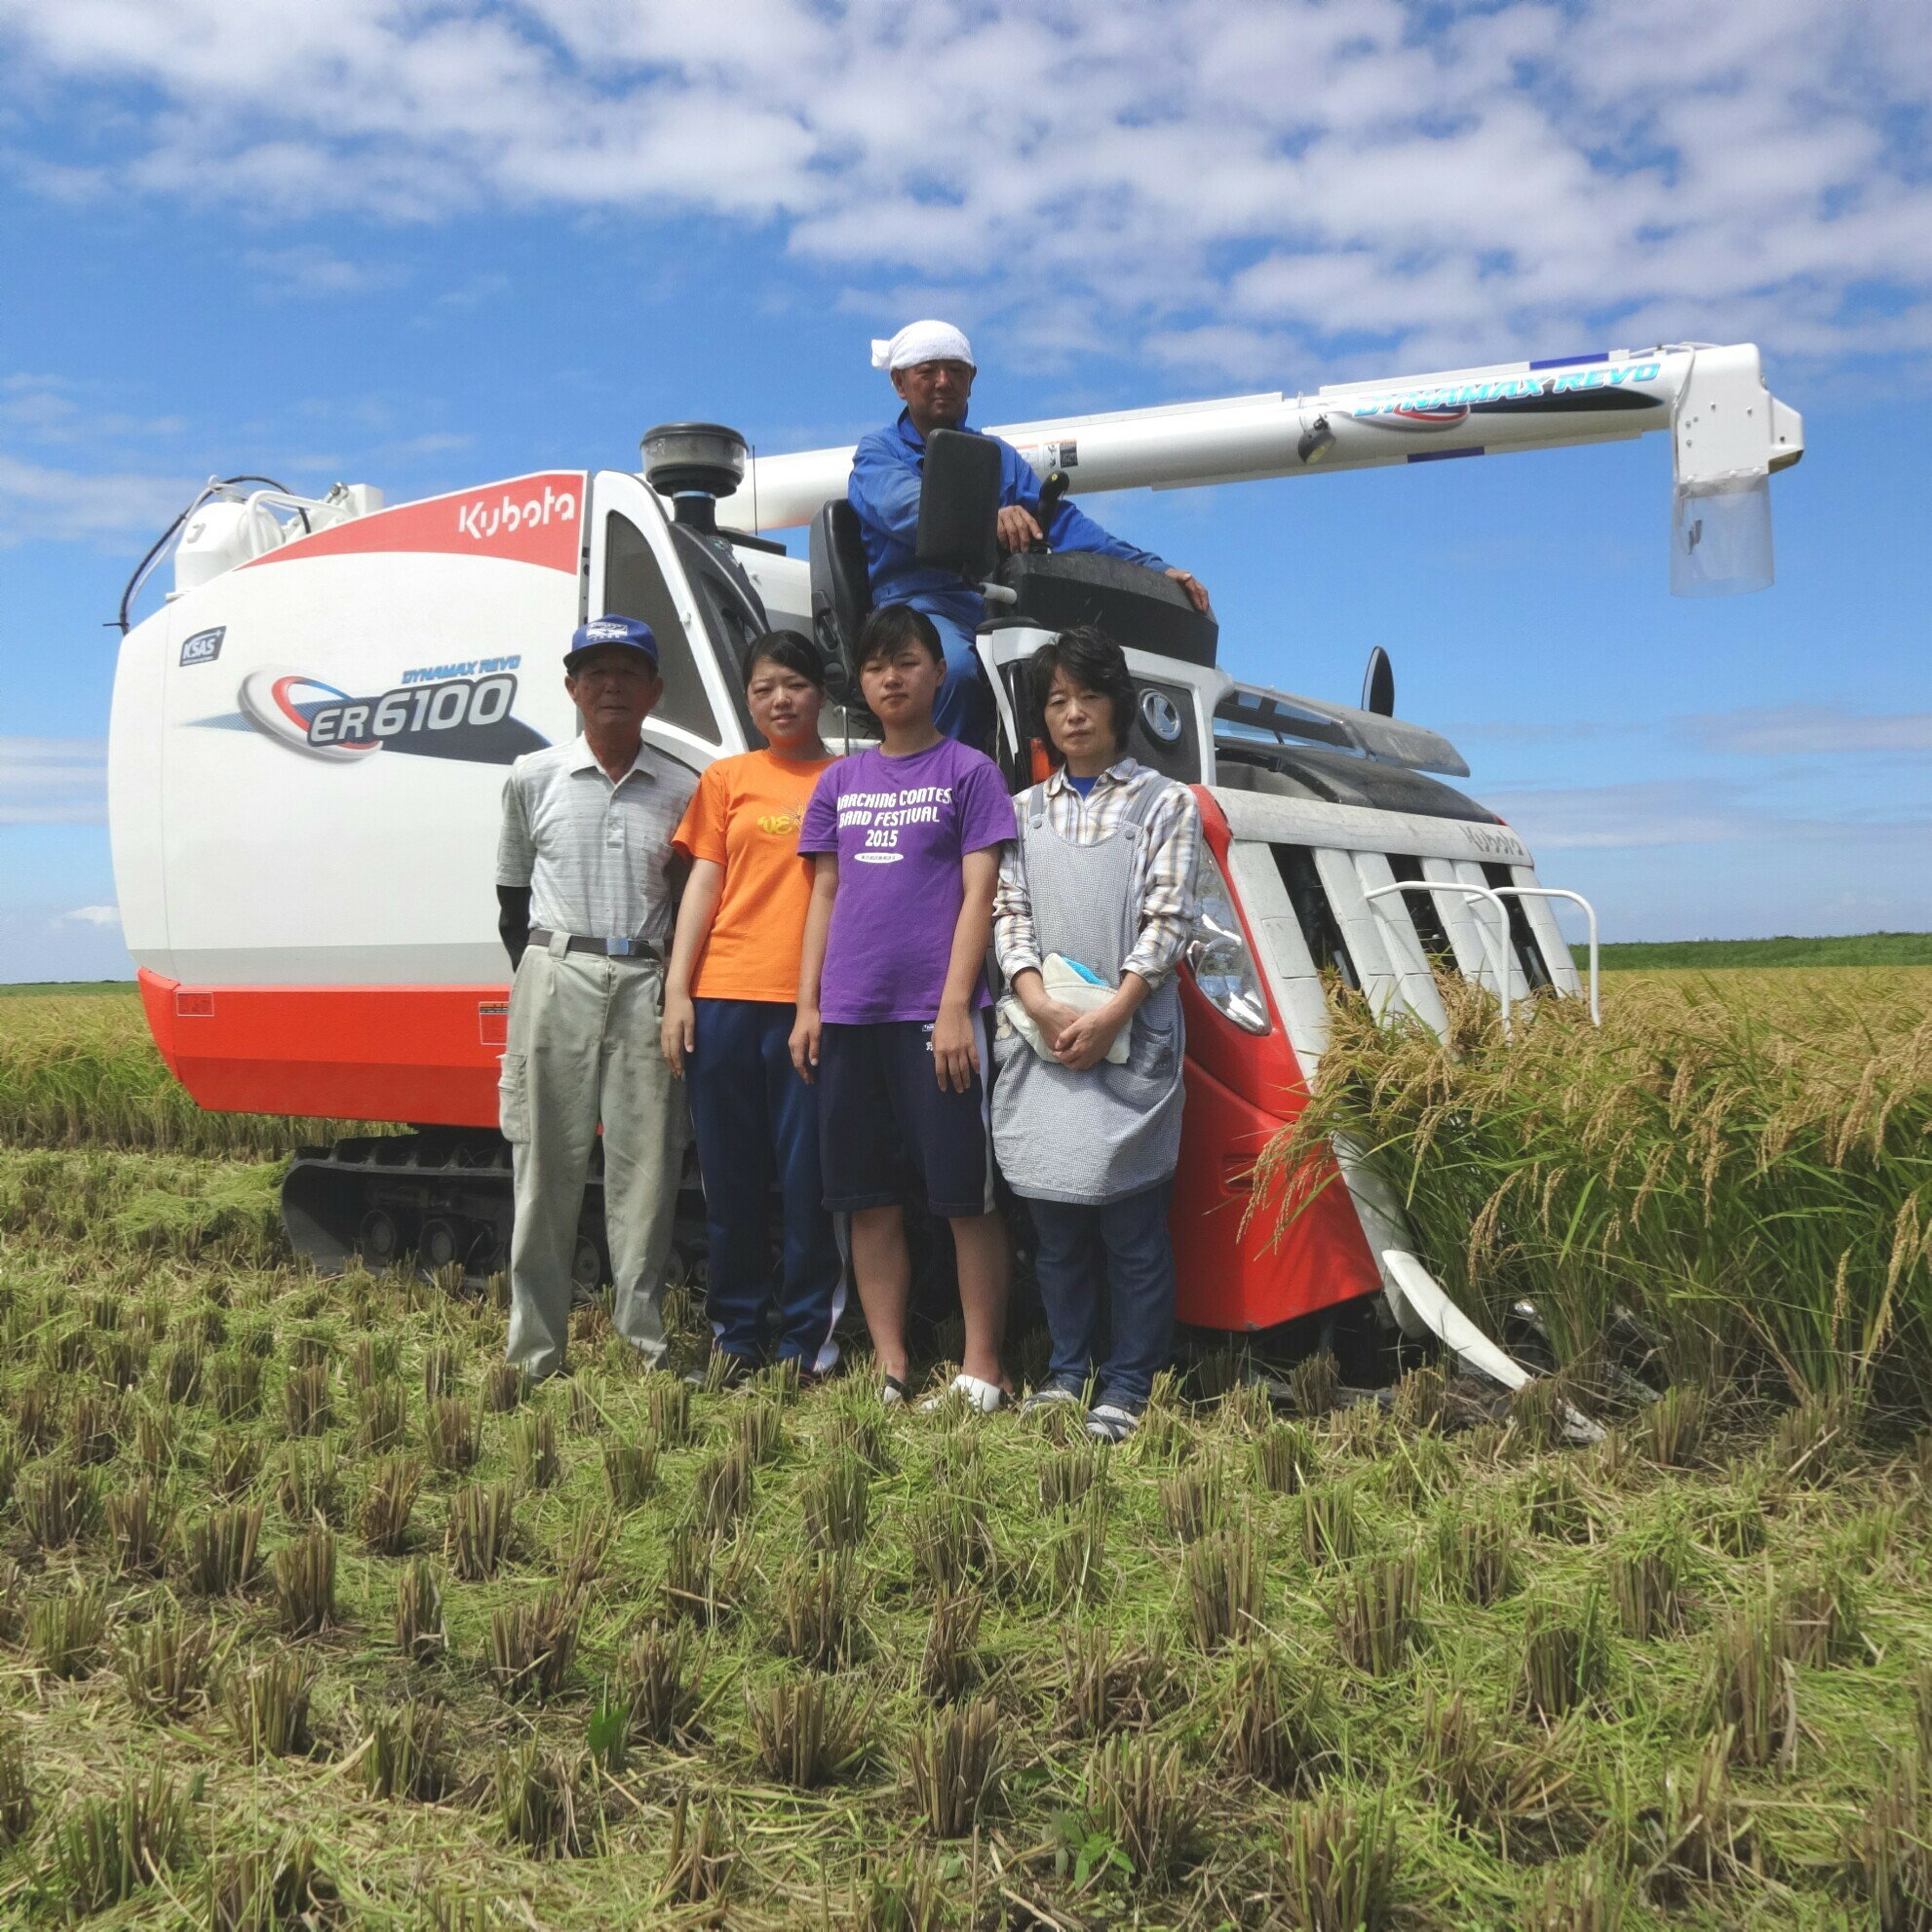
[672,749,835,1003]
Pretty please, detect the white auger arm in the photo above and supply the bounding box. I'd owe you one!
[716,341,1802,597]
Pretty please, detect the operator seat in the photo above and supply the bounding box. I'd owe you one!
[808,499,873,696]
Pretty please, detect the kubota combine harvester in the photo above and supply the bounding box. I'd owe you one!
[108,342,1801,1393]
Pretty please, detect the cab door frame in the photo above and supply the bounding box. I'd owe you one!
[587,472,750,767]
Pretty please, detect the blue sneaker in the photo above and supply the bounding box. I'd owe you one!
[1019,1380,1085,1417]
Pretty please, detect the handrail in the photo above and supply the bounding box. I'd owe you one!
[1361,878,1514,1031]
[1488,885,1601,1025]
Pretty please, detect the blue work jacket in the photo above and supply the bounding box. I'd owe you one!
[847,408,1166,633]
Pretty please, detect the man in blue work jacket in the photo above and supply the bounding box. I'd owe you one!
[848,319,1211,747]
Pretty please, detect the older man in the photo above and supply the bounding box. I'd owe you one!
[848,319,1210,747]
[495,614,696,1381]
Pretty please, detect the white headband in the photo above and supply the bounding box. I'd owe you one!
[870,319,976,372]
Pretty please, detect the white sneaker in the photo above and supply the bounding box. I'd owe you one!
[1085,1403,1140,1443]
[919,1372,1006,1414]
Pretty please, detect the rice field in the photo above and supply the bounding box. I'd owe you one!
[0,992,382,1158]
[1256,967,1932,1414]
[0,977,1925,1927]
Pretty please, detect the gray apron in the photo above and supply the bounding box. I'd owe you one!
[991,780,1186,1204]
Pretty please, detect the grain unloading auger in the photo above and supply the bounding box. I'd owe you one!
[721,339,1803,599]
[107,342,1801,1418]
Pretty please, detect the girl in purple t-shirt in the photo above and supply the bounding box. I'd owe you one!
[792,606,1015,1410]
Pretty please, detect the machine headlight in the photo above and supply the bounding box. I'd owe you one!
[1186,846,1271,1034]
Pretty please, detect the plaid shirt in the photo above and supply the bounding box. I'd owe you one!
[496,735,696,946]
[993,757,1202,990]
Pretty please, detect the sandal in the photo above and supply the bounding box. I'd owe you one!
[1085,1402,1140,1443]
[879,1372,910,1409]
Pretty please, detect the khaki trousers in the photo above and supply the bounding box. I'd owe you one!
[497,936,689,1379]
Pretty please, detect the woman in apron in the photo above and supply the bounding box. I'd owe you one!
[990,628,1203,1442]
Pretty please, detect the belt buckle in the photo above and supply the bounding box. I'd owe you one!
[607,937,637,958]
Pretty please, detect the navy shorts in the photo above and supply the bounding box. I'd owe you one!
[818,1018,997,1219]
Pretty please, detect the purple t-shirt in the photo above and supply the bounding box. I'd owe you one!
[799,738,1015,1024]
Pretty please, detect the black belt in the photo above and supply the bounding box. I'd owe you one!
[528,928,660,960]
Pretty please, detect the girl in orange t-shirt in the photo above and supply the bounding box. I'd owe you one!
[663,633,841,1384]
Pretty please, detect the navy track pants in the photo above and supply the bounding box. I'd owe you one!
[686,997,844,1372]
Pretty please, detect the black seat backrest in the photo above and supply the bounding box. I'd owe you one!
[809,499,873,689]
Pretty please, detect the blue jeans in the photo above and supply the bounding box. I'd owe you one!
[1026,1181,1176,1410]
[687,998,844,1371]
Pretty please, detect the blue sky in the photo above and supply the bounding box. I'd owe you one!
[3,0,1929,980]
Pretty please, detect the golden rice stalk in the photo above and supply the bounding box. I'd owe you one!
[615,1623,700,1745]
[1273,1793,1397,1932]
[53,1767,189,1916]
[908,1697,1002,1836]
[492,1742,583,1857]
[104,1477,173,1577]
[445,1481,516,1581]
[395,1558,446,1662]
[490,1582,583,1703]
[205,1835,338,1931]
[118,1613,218,1720]
[226,1652,315,1760]
[660,1794,735,1906]
[180,1501,265,1596]
[283,1362,332,1438]
[355,1454,422,1556]
[272,1527,338,1637]
[745,1673,863,1788]
[1085,1733,1204,1884]
[917,1592,984,1705]
[30,1579,109,1679]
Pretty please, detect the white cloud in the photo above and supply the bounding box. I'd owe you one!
[378,431,474,459]
[0,373,186,446]
[0,451,195,547]
[62,905,119,927]
[245,244,406,298]
[0,901,132,984]
[0,1,1924,383]
[0,734,107,824]
[1481,778,1932,852]
[1684,705,1932,757]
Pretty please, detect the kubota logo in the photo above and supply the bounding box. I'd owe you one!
[455,482,577,542]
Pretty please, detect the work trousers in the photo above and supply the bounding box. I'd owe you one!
[498,937,689,1380]
[1027,1180,1177,1411]
[921,606,994,750]
[686,997,844,1372]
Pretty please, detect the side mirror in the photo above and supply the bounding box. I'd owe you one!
[916,429,1001,581]
[1361,645,1395,717]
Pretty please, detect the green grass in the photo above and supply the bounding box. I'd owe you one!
[1578,930,1932,971]
[0,1154,1929,1926]
[0,983,135,997]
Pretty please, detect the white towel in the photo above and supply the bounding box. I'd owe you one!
[870,319,976,371]
[997,953,1131,1066]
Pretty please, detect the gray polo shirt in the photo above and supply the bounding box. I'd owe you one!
[496,735,698,946]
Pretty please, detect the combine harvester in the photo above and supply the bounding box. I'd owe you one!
[107,342,1801,1403]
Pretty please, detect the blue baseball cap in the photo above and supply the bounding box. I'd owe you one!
[565,613,659,673]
